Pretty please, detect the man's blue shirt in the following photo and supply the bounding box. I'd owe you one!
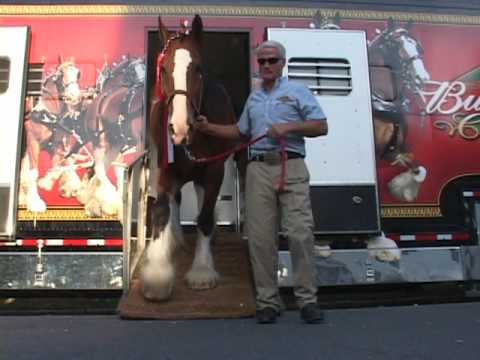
[237,76,326,157]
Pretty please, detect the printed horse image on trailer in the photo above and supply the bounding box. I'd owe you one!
[315,12,430,202]
[19,60,89,213]
[368,18,430,202]
[19,56,146,218]
[78,55,145,217]
[142,15,238,300]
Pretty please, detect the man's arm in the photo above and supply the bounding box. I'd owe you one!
[267,119,328,139]
[195,115,245,140]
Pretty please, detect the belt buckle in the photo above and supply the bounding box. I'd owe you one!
[263,151,281,165]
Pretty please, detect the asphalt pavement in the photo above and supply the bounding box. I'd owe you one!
[2,300,480,360]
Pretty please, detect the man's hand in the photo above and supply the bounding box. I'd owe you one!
[194,115,209,133]
[267,123,291,139]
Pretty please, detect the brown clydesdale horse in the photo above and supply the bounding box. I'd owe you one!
[142,15,238,300]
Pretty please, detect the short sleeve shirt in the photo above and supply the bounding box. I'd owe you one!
[237,77,326,157]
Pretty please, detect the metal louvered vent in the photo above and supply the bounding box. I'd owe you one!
[27,63,44,97]
[0,57,10,94]
[287,58,352,96]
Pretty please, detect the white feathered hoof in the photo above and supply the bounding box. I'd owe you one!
[314,243,332,258]
[141,262,175,301]
[27,192,47,213]
[84,198,103,218]
[185,266,219,290]
[97,181,120,217]
[367,234,401,262]
[388,166,427,202]
[58,171,82,198]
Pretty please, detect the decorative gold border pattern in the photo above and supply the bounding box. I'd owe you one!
[17,208,118,221]
[0,5,480,25]
[381,206,442,218]
[18,206,442,220]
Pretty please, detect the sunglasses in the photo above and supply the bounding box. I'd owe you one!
[257,57,281,66]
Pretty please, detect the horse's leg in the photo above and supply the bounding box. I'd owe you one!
[58,135,82,198]
[81,131,121,217]
[141,175,182,300]
[38,146,65,191]
[21,120,49,212]
[185,176,221,290]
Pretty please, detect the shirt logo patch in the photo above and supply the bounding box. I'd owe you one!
[276,95,295,103]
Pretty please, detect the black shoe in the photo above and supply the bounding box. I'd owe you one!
[256,307,278,324]
[300,303,324,324]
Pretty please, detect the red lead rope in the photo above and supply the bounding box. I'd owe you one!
[155,52,169,169]
[191,133,288,192]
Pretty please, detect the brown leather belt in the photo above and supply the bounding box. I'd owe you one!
[249,151,304,162]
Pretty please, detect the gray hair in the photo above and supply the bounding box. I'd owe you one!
[255,40,286,59]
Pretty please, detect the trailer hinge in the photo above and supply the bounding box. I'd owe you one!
[33,239,46,287]
[365,258,376,283]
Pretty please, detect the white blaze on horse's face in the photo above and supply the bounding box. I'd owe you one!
[170,48,192,145]
[61,64,82,106]
[397,34,430,88]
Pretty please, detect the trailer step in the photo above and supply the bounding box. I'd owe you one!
[118,231,255,320]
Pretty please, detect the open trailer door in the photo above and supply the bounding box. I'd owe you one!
[0,26,30,239]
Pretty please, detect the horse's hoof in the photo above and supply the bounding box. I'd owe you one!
[141,263,175,301]
[101,202,119,217]
[185,267,219,290]
[84,199,103,218]
[141,282,173,301]
[27,198,47,213]
[38,177,54,191]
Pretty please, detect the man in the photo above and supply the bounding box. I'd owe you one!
[195,40,328,324]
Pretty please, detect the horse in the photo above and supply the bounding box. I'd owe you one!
[77,55,145,217]
[368,18,430,202]
[19,60,87,213]
[142,15,238,300]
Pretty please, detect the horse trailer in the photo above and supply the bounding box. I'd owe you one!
[1,2,480,299]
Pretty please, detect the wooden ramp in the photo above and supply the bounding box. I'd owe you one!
[118,231,256,320]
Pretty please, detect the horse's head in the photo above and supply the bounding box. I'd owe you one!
[369,19,430,93]
[312,10,341,30]
[156,15,204,145]
[96,56,145,93]
[48,61,82,106]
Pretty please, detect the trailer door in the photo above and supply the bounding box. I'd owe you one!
[0,26,30,239]
[267,29,380,234]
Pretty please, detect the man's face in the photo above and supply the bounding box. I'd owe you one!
[257,47,285,82]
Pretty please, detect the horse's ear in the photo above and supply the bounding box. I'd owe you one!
[158,15,169,48]
[333,12,341,26]
[387,17,396,30]
[405,19,414,30]
[312,10,322,29]
[191,14,203,45]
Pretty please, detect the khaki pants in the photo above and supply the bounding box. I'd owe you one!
[245,158,318,311]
